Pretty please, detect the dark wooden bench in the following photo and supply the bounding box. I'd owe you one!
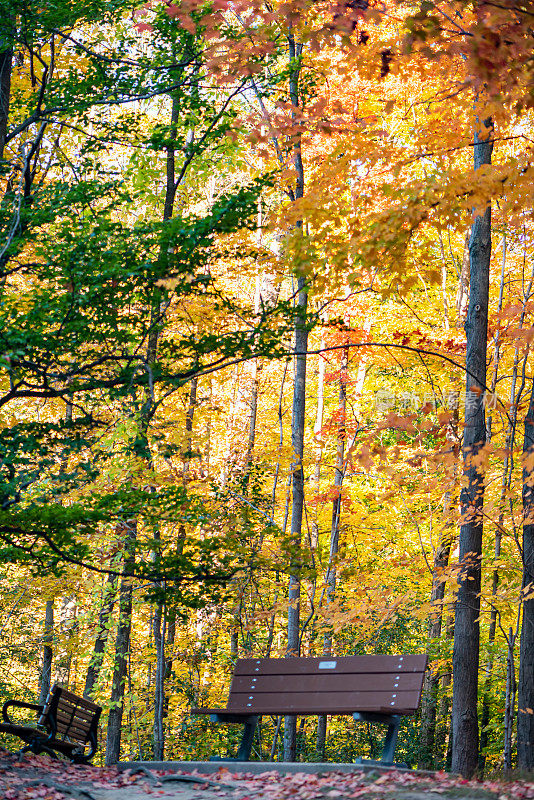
[192,654,428,765]
[0,683,101,763]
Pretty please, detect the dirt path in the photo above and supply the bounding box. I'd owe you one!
[0,750,532,800]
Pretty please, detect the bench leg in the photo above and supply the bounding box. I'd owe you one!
[353,712,408,768]
[236,718,257,761]
[381,715,401,763]
[207,714,258,762]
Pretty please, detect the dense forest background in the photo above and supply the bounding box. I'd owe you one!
[1,0,534,778]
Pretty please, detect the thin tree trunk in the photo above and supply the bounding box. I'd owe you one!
[517,375,534,770]
[438,606,455,769]
[451,115,493,778]
[283,28,306,764]
[84,573,118,699]
[183,377,198,483]
[317,345,347,759]
[144,97,183,762]
[311,338,326,550]
[284,282,307,761]
[105,521,136,766]
[153,605,166,759]
[38,600,54,706]
[504,627,517,771]
[165,610,176,681]
[419,526,454,767]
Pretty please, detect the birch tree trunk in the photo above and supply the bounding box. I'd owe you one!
[451,116,493,778]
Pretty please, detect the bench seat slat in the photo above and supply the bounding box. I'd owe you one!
[234,655,427,676]
[230,672,423,694]
[226,689,421,715]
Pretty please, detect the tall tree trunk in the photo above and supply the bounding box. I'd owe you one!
[451,115,493,778]
[316,344,347,759]
[478,234,506,770]
[153,605,166,759]
[38,600,54,706]
[84,573,118,699]
[518,375,534,770]
[144,97,183,762]
[283,28,306,764]
[504,627,517,771]
[284,275,307,761]
[105,522,136,766]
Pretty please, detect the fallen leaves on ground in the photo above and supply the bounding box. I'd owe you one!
[1,750,534,800]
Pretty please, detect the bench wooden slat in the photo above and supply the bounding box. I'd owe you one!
[54,708,94,730]
[226,689,421,715]
[230,672,423,694]
[57,688,100,713]
[54,717,92,741]
[51,699,96,722]
[234,655,427,676]
[56,698,95,717]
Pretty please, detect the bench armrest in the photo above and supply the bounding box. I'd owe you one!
[2,700,43,725]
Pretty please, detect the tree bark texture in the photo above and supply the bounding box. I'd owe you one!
[518,376,534,770]
[451,117,492,778]
[105,523,136,766]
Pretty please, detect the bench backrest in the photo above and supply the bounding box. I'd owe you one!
[226,654,428,716]
[39,684,101,744]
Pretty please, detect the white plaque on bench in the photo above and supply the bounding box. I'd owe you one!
[318,660,337,669]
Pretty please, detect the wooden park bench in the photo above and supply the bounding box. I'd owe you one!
[0,683,101,763]
[192,654,428,766]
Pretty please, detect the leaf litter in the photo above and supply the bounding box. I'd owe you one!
[1,750,534,800]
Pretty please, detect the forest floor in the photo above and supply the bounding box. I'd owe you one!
[1,749,534,800]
